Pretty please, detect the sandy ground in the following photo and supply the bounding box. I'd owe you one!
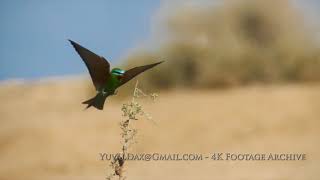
[0,80,319,180]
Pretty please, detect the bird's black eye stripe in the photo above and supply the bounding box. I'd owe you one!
[113,71,123,75]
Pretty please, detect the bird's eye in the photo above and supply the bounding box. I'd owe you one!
[112,70,125,77]
[113,69,125,75]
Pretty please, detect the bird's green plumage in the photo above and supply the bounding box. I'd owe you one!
[101,68,124,95]
[68,39,163,110]
[85,71,123,110]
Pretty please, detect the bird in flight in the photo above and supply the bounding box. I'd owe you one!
[69,40,163,110]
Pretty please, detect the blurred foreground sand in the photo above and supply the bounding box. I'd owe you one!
[0,80,319,180]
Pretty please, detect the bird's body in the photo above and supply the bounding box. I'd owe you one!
[102,70,123,94]
[104,74,118,93]
[68,39,163,110]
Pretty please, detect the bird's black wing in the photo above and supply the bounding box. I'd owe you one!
[119,61,164,87]
[69,40,110,90]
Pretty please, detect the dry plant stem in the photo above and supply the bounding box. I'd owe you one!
[107,80,157,180]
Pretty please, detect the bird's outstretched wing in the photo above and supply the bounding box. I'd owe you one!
[69,40,110,90]
[119,61,164,87]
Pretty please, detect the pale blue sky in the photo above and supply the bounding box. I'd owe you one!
[0,0,160,80]
[0,0,319,80]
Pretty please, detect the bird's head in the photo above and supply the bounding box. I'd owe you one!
[111,68,125,76]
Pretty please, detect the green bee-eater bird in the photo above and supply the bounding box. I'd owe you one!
[69,40,163,110]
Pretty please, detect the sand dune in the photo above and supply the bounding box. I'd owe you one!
[0,80,319,179]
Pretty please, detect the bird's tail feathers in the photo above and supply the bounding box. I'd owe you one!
[82,93,108,110]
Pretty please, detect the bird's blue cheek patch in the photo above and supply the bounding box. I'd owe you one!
[112,69,125,76]
[119,70,125,74]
